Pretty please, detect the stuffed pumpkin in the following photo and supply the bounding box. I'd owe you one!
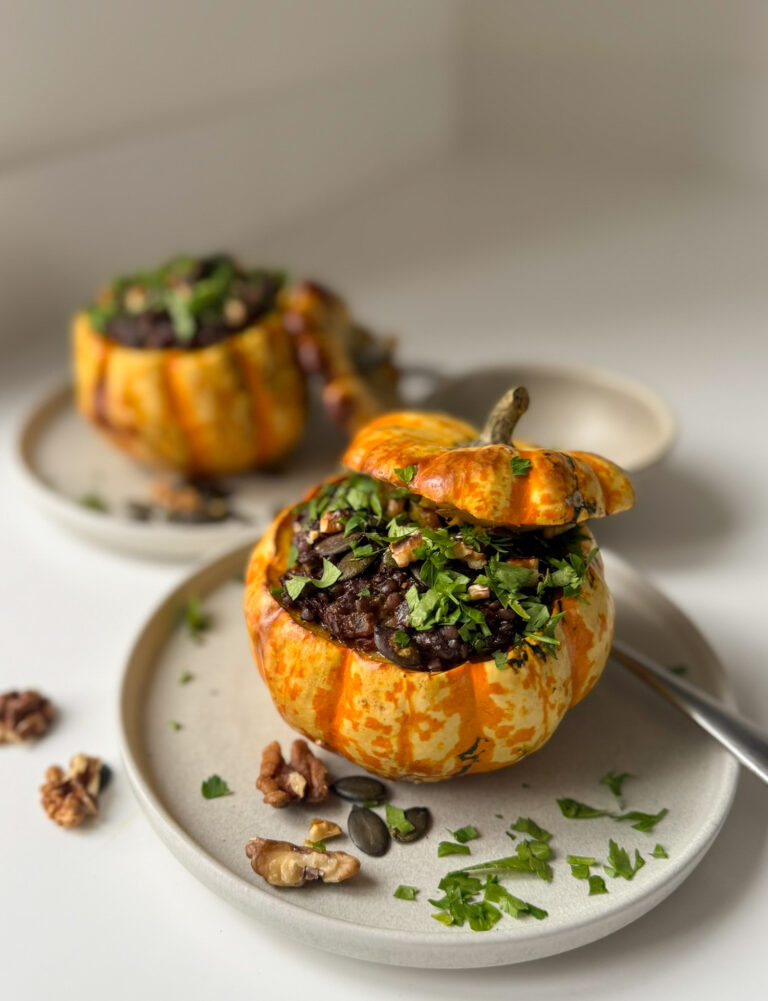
[244,387,635,782]
[72,255,398,477]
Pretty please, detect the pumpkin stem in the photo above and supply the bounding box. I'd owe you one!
[479,386,530,445]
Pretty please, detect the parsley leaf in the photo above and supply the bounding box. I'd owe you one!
[651,844,669,859]
[169,720,182,731]
[178,670,193,685]
[394,885,419,900]
[184,595,211,643]
[386,804,416,837]
[613,808,669,833]
[394,465,417,484]
[285,558,342,599]
[79,492,109,513]
[604,839,645,880]
[484,879,547,920]
[588,875,608,895]
[509,817,553,842]
[599,770,632,800]
[451,825,480,844]
[557,798,610,820]
[492,650,511,671]
[509,456,532,477]
[438,841,472,857]
[201,774,233,799]
[393,630,411,648]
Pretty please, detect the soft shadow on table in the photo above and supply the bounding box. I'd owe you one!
[596,459,742,571]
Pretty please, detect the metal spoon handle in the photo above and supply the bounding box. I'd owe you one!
[611,638,768,786]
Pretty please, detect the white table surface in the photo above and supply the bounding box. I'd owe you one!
[2,153,766,1000]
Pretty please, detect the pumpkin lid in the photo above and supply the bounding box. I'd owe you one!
[341,387,635,528]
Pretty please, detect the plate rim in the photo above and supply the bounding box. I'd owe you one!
[117,542,738,968]
[422,361,677,474]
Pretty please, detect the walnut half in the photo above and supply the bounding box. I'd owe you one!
[245,837,360,887]
[256,739,329,807]
[0,689,55,744]
[40,754,104,829]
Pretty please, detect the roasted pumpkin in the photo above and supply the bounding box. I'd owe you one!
[72,256,397,477]
[244,387,634,781]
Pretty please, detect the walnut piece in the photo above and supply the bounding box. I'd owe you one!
[306,818,342,843]
[0,689,55,744]
[389,532,423,568]
[245,837,360,887]
[40,754,103,829]
[256,739,329,808]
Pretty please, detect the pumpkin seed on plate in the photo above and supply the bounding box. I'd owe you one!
[348,806,390,856]
[391,806,431,844]
[330,775,387,803]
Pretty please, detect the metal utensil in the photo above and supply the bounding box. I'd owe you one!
[612,638,768,785]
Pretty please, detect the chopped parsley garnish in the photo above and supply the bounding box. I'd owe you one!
[394,465,417,484]
[613,808,669,833]
[651,844,669,859]
[281,471,599,668]
[385,805,415,837]
[604,839,645,880]
[79,492,108,513]
[284,558,342,599]
[451,825,480,844]
[438,841,472,857]
[567,854,597,880]
[308,841,327,852]
[169,720,182,731]
[394,885,419,900]
[454,842,553,882]
[86,256,285,341]
[509,456,532,477]
[484,879,548,919]
[201,774,233,799]
[178,670,193,685]
[558,795,668,831]
[429,869,548,931]
[509,817,553,842]
[184,595,211,643]
[600,770,632,800]
[557,798,610,820]
[588,875,608,895]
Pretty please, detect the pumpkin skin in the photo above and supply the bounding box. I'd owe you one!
[342,411,635,527]
[73,306,307,477]
[244,502,614,782]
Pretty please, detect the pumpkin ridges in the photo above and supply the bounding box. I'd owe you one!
[341,409,634,527]
[161,352,201,472]
[244,508,612,781]
[73,311,307,475]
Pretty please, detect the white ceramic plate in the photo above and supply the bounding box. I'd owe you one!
[423,364,676,473]
[13,371,436,562]
[119,545,737,968]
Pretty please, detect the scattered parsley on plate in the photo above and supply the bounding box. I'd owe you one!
[201,774,233,799]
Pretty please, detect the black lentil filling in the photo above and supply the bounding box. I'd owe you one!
[87,254,284,350]
[275,474,597,673]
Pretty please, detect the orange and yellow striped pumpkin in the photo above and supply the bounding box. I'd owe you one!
[73,308,306,477]
[244,390,634,782]
[244,504,613,782]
